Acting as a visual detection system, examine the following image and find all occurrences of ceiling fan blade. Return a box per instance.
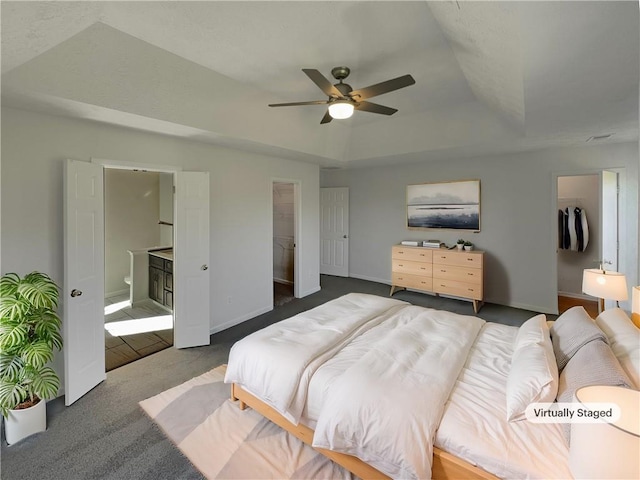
[349,74,415,100]
[320,110,333,124]
[269,100,330,107]
[303,69,344,98]
[355,101,398,115]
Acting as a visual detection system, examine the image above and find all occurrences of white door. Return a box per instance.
[174,172,210,348]
[320,187,349,277]
[601,170,619,309]
[64,160,106,405]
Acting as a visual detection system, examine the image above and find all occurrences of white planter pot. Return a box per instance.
[4,399,46,445]
[464,245,473,251]
[456,244,464,250]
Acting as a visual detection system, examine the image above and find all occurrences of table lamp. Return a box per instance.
[569,385,639,479]
[582,269,628,314]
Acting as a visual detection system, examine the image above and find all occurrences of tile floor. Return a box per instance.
[104,293,174,371]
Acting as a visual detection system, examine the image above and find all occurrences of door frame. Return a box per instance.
[271,178,300,298]
[551,167,629,313]
[92,157,181,337]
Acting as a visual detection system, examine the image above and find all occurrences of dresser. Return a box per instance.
[390,245,484,313]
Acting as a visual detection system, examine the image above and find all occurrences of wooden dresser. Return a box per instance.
[390,245,484,313]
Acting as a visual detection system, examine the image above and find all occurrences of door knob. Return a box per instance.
[70,289,83,298]
[201,265,208,271]
[343,235,348,238]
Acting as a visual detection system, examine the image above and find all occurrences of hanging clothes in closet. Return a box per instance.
[558,207,589,252]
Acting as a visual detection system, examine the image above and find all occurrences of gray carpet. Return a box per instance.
[1,275,547,480]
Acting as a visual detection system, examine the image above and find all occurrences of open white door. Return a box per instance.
[601,170,619,309]
[64,160,106,405]
[174,172,210,348]
[320,187,349,277]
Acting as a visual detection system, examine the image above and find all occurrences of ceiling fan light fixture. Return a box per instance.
[328,100,354,120]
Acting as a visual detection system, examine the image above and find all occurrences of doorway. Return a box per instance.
[273,182,296,307]
[103,169,174,371]
[556,172,619,315]
[64,159,210,405]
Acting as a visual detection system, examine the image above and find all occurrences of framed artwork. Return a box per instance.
[407,180,480,230]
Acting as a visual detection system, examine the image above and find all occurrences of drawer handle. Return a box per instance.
[467,258,474,261]
[440,256,446,259]
[440,284,446,287]
[440,269,446,272]
[467,273,474,276]
[468,288,475,292]
[420,267,426,270]
[420,253,425,257]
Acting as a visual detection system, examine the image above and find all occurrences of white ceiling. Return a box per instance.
[1,1,638,168]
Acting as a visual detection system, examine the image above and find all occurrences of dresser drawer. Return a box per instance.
[432,251,483,268]
[392,246,433,263]
[432,265,482,285]
[433,279,483,300]
[392,259,433,276]
[392,272,433,292]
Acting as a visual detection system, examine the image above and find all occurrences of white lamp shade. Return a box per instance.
[582,269,628,301]
[569,385,640,479]
[328,101,354,119]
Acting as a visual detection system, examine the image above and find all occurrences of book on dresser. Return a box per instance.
[390,244,484,313]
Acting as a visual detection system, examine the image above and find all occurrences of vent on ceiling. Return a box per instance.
[586,133,614,142]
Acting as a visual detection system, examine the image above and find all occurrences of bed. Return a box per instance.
[224,293,639,479]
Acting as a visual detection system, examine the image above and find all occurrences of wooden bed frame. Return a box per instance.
[231,382,498,480]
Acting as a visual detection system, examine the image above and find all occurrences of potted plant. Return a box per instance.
[463,241,474,251]
[456,239,465,250]
[0,272,62,445]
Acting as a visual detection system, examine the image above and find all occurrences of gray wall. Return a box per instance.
[321,142,638,314]
[1,107,321,387]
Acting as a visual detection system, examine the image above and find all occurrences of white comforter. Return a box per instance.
[224,293,408,424]
[225,293,485,479]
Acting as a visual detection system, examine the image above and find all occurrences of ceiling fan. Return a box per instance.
[268,66,416,124]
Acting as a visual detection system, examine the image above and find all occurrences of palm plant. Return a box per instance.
[0,272,62,417]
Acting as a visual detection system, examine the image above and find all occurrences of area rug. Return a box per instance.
[139,365,354,479]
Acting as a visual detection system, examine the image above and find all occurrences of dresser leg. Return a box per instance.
[473,300,484,314]
[390,285,397,296]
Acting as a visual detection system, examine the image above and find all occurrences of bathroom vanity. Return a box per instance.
[148,249,173,310]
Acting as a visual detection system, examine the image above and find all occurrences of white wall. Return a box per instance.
[273,182,294,284]
[158,172,174,247]
[104,169,161,296]
[321,142,638,314]
[1,107,320,387]
[557,175,600,297]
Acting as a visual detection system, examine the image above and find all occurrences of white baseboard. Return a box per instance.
[299,285,321,297]
[209,305,273,335]
[558,291,592,301]
[349,273,391,285]
[274,278,293,285]
[105,288,129,299]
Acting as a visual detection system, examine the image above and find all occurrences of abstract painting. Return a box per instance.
[407,180,480,230]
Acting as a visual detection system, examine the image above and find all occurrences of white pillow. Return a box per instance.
[513,314,548,350]
[506,326,559,422]
[595,308,640,388]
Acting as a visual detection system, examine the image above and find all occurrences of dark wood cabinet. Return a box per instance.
[149,253,173,310]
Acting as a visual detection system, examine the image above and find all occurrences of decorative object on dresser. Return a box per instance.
[456,239,465,250]
[407,180,480,231]
[390,245,484,313]
[463,241,474,251]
